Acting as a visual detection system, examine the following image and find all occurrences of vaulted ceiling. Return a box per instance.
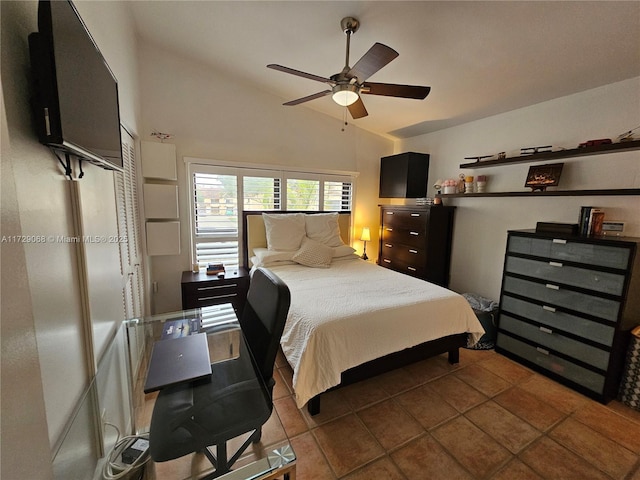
[129,1,640,139]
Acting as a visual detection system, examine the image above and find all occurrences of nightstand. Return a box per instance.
[181,267,249,314]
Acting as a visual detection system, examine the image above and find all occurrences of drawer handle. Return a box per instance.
[383,259,391,263]
[198,293,237,301]
[542,305,556,313]
[409,231,419,236]
[545,284,560,290]
[386,227,393,232]
[386,211,394,214]
[197,283,238,292]
[553,239,567,244]
[549,261,563,267]
[539,326,553,334]
[536,347,550,355]
[385,243,393,248]
[407,266,417,271]
[410,213,420,217]
[409,249,418,254]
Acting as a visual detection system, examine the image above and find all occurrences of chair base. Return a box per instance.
[199,428,262,479]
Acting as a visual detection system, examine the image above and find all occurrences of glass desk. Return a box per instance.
[124,304,296,480]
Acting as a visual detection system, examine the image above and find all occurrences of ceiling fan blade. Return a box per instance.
[267,64,332,84]
[347,97,368,119]
[283,90,332,106]
[347,43,398,82]
[362,82,431,99]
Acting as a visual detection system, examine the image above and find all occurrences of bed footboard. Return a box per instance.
[307,333,467,415]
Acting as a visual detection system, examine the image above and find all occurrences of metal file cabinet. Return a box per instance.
[496,230,640,403]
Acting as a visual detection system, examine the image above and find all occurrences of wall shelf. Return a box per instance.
[437,188,640,198]
[459,140,640,169]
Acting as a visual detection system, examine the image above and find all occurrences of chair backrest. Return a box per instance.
[239,267,291,391]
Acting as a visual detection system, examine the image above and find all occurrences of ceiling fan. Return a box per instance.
[267,17,431,119]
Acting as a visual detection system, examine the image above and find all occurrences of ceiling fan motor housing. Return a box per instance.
[340,17,360,34]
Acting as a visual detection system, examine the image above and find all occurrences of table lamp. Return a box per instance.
[360,227,371,260]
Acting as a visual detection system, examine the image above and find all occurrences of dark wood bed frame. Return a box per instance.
[241,211,467,416]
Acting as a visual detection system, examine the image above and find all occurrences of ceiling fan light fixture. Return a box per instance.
[332,84,359,106]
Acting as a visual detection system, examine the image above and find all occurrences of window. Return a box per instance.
[189,163,354,269]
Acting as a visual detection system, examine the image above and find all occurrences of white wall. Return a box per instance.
[1,1,141,478]
[398,77,640,302]
[137,41,393,313]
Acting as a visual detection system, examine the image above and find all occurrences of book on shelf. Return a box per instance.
[578,206,604,236]
[590,211,605,236]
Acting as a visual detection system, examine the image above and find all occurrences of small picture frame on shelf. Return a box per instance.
[525,163,563,192]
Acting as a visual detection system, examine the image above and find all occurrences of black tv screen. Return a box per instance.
[29,0,123,170]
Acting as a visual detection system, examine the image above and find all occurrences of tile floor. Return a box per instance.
[143,348,640,479]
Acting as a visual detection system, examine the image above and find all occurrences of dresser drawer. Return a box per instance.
[380,242,426,265]
[500,295,615,346]
[499,314,610,370]
[502,276,621,322]
[508,235,630,270]
[378,256,425,278]
[382,209,429,229]
[505,256,626,296]
[381,225,425,248]
[497,332,606,394]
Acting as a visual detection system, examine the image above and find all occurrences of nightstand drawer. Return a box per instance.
[183,282,243,306]
[502,276,621,322]
[497,332,606,395]
[380,242,426,265]
[181,269,249,311]
[505,256,625,296]
[500,295,615,346]
[499,314,610,370]
[508,235,630,270]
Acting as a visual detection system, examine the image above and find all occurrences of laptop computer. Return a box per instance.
[144,332,212,394]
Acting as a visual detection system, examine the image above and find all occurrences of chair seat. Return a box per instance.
[150,340,272,462]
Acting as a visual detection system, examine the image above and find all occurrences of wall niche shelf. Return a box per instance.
[459,140,640,169]
[437,188,640,199]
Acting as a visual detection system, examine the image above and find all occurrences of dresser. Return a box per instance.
[378,205,455,287]
[496,230,640,403]
[181,268,249,314]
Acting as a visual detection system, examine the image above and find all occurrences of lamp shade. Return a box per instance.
[332,84,359,106]
[360,227,371,242]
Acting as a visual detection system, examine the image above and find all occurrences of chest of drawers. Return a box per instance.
[378,205,455,286]
[181,268,249,314]
[496,230,640,403]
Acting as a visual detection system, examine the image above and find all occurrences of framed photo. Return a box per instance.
[525,163,564,191]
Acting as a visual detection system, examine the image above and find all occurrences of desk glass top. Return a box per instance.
[124,304,295,480]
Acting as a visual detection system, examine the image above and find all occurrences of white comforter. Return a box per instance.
[266,258,485,408]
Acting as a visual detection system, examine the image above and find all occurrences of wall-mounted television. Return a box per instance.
[29,0,123,171]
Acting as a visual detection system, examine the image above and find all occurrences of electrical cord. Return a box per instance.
[102,422,150,480]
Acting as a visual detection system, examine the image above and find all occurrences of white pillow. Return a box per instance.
[292,237,333,268]
[333,245,356,258]
[252,247,295,266]
[262,213,306,251]
[304,213,345,247]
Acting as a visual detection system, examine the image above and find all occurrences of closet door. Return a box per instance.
[115,129,145,320]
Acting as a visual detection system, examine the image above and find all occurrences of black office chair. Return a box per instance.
[148,268,291,479]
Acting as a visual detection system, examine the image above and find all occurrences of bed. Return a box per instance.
[241,211,484,415]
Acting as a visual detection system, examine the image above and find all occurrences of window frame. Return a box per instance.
[186,159,357,268]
